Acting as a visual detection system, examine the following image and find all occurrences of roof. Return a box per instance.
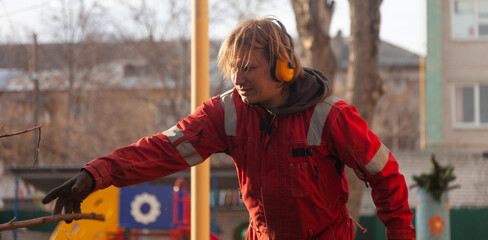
[0,68,22,89]
[0,63,167,91]
[0,38,417,92]
[4,157,238,194]
[0,41,229,92]
[337,40,420,69]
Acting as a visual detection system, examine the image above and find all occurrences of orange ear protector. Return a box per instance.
[270,20,296,82]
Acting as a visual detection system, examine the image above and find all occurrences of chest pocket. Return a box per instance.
[282,142,315,197]
[281,96,341,198]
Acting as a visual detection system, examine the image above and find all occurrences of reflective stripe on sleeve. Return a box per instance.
[162,125,203,166]
[220,89,237,136]
[307,96,341,146]
[365,142,390,175]
[175,140,203,166]
[163,125,183,143]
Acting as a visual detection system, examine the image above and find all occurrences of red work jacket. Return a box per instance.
[84,89,415,240]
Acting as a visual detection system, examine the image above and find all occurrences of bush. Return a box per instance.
[410,154,459,202]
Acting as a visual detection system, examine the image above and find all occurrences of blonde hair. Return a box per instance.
[218,17,304,82]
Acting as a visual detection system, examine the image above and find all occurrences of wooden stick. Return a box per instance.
[0,213,105,232]
[0,125,43,139]
[7,217,16,224]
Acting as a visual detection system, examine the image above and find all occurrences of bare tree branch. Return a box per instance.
[0,125,43,169]
[0,125,43,139]
[32,126,42,170]
[0,213,105,232]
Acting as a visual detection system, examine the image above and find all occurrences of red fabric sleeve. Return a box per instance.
[83,133,191,190]
[325,102,415,239]
[83,96,227,191]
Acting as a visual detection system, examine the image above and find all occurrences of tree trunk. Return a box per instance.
[345,0,384,221]
[290,0,336,80]
[346,0,384,123]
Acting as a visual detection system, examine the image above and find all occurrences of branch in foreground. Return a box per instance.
[0,125,43,139]
[0,213,105,232]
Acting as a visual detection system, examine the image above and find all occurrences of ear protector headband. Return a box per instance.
[270,20,296,82]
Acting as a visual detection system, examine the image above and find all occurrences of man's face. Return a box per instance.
[231,51,287,108]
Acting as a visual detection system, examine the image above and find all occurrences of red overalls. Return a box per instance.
[84,88,415,240]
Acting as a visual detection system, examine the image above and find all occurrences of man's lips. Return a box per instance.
[238,88,252,95]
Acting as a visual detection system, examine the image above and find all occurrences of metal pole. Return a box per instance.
[14,176,19,240]
[191,0,209,240]
[419,55,426,151]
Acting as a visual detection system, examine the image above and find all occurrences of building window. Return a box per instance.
[452,84,488,127]
[452,0,488,39]
[481,85,488,122]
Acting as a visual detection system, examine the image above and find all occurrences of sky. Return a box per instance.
[0,0,426,55]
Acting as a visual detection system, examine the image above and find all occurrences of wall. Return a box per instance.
[441,0,488,150]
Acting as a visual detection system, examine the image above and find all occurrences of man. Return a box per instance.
[43,17,415,239]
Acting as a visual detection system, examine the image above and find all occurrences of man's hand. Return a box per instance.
[42,169,95,223]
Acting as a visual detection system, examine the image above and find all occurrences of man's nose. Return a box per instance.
[233,70,245,85]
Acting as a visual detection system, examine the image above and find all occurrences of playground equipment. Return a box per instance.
[49,186,119,240]
[49,178,220,240]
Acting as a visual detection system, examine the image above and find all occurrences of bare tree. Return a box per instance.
[43,0,108,161]
[290,0,336,80]
[109,0,192,125]
[345,0,384,123]
[112,0,276,122]
[0,0,278,166]
[344,0,384,221]
[290,0,384,222]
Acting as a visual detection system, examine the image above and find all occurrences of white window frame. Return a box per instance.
[451,0,488,40]
[451,84,488,128]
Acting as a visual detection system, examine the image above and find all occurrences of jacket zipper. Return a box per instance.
[354,161,370,188]
[265,114,276,154]
[348,147,370,188]
[313,163,331,207]
[255,107,276,154]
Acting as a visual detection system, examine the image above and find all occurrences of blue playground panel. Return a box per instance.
[119,185,174,229]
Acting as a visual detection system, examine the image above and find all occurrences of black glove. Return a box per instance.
[42,169,95,223]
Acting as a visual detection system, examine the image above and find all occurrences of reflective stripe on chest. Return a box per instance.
[220,89,237,136]
[219,92,390,175]
[306,96,341,146]
[219,92,341,146]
